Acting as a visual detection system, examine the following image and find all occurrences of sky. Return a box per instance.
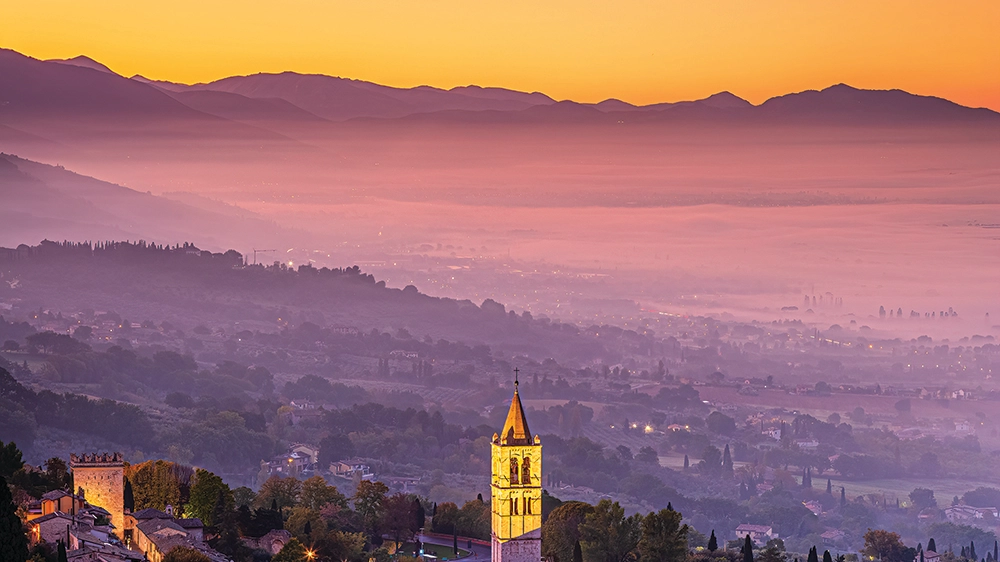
[3,1,999,109]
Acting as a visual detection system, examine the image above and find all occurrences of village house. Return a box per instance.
[944,504,998,522]
[330,458,374,480]
[735,523,776,544]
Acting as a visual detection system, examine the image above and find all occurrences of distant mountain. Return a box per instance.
[756,84,999,123]
[162,89,327,123]
[0,153,291,249]
[47,55,115,74]
[166,71,555,121]
[0,49,205,120]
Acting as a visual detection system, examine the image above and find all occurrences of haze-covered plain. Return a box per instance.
[2,48,999,339]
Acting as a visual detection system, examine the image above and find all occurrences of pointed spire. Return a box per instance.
[501,369,533,445]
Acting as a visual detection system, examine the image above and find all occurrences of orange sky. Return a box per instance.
[4,0,999,109]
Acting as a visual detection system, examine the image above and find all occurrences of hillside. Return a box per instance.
[0,153,291,249]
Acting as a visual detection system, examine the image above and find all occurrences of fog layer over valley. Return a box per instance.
[2,47,999,336]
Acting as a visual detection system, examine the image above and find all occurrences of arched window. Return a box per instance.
[510,458,519,484]
[521,457,531,484]
[513,496,519,515]
[509,498,514,515]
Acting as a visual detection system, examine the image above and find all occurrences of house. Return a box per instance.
[803,501,823,516]
[764,427,782,440]
[330,459,374,480]
[944,504,998,522]
[954,421,972,433]
[66,543,145,562]
[735,524,776,544]
[262,451,312,478]
[30,512,75,545]
[27,490,87,521]
[794,439,819,450]
[821,529,845,546]
[123,507,205,557]
[131,516,224,562]
[289,443,320,466]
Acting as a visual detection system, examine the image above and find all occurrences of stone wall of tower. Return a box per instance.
[492,528,541,562]
[70,453,125,534]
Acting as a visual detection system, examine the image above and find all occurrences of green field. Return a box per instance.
[824,477,1000,503]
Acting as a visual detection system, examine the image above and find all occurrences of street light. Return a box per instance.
[305,548,317,560]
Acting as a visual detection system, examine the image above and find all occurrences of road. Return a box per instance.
[416,533,491,560]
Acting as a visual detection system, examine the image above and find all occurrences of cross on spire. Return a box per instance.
[514,367,520,388]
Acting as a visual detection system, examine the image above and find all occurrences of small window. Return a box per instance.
[510,458,519,484]
[521,457,531,484]
[513,497,519,515]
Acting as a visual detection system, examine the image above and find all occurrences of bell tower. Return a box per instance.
[491,370,542,562]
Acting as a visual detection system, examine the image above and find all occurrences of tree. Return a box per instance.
[864,529,911,562]
[0,442,23,479]
[382,493,419,550]
[635,447,659,464]
[57,540,68,562]
[575,541,584,562]
[707,412,736,435]
[300,475,348,511]
[123,479,135,513]
[808,546,819,562]
[827,479,832,495]
[318,434,356,469]
[163,546,211,562]
[824,550,834,562]
[579,499,642,562]
[743,535,754,562]
[254,476,302,511]
[272,538,308,562]
[637,508,688,562]
[722,445,734,479]
[708,530,718,552]
[354,480,389,541]
[928,539,938,553]
[543,502,595,562]
[910,488,937,510]
[0,476,29,562]
[126,460,182,511]
[188,469,231,527]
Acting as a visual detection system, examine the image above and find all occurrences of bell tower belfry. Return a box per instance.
[491,370,542,562]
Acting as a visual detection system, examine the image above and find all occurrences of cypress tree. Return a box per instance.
[972,542,977,560]
[929,539,937,553]
[684,455,690,470]
[993,540,997,562]
[0,476,29,562]
[840,487,846,507]
[962,547,968,558]
[453,528,458,556]
[826,479,832,494]
[808,545,819,562]
[743,535,754,562]
[123,479,135,513]
[708,530,718,552]
[573,540,583,562]
[723,445,734,478]
[921,551,925,562]
[824,550,833,562]
[57,541,68,562]
[667,502,673,511]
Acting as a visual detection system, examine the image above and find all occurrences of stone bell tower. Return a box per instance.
[491,371,542,562]
[71,452,125,534]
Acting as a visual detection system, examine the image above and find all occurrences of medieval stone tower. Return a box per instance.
[71,452,125,533]
[491,375,542,562]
